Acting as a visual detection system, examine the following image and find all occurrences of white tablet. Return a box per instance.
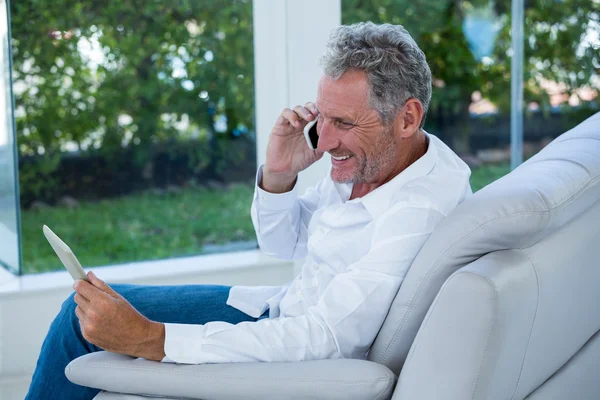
[43,225,89,281]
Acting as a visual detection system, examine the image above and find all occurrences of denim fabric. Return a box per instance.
[26,284,267,400]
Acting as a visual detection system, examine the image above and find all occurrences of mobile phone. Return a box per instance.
[303,118,319,150]
[43,225,89,281]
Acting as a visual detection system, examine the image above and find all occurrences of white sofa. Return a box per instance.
[66,112,600,399]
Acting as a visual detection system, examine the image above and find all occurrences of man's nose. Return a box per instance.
[316,120,340,152]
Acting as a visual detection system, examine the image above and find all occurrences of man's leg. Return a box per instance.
[26,284,260,400]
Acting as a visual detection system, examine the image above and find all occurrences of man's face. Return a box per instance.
[315,70,399,184]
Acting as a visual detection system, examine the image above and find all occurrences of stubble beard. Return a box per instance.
[331,126,398,184]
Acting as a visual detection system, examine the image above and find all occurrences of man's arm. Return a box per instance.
[162,200,446,364]
[250,165,324,260]
[73,199,444,363]
[250,102,325,260]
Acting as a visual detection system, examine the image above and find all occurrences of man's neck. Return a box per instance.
[349,131,428,200]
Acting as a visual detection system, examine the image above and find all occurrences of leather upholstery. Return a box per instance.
[393,199,600,399]
[524,329,600,400]
[66,351,396,400]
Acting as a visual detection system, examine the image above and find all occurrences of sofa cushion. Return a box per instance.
[67,351,397,400]
[368,112,600,374]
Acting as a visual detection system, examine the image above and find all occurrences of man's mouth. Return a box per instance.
[331,154,351,161]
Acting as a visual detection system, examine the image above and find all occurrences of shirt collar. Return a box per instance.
[334,131,437,219]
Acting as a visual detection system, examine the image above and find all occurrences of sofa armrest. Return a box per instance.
[66,351,396,400]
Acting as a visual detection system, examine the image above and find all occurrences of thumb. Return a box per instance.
[88,271,118,298]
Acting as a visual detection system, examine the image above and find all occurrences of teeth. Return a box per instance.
[331,155,350,161]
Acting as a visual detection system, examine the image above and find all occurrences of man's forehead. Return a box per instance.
[316,72,371,118]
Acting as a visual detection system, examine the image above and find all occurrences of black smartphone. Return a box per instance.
[303,118,319,150]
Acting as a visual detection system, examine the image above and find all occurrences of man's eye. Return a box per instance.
[337,121,354,129]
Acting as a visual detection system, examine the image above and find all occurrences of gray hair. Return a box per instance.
[320,22,432,128]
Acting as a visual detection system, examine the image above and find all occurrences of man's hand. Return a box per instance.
[73,271,166,361]
[262,102,324,193]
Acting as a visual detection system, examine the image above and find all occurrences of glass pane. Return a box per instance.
[11,1,257,274]
[0,0,20,274]
[342,0,512,191]
[522,0,599,150]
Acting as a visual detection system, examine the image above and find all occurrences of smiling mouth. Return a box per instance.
[330,154,351,161]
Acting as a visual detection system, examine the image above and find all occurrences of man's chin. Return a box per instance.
[330,170,355,184]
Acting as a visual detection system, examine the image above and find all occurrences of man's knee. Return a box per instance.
[60,291,78,320]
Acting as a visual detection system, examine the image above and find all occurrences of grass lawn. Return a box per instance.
[19,163,510,274]
[470,163,511,192]
[21,184,257,274]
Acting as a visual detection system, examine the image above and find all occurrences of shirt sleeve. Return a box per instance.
[250,165,324,260]
[162,200,446,364]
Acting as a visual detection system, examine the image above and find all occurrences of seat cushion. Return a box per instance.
[67,351,396,400]
[368,112,600,374]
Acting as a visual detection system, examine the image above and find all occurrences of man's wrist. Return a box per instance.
[137,321,166,361]
[261,168,297,194]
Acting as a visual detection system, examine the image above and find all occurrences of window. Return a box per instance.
[342,0,598,191]
[11,0,257,274]
[1,0,597,275]
[522,0,599,158]
[0,0,20,274]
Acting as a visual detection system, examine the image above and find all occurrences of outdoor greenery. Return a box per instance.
[21,183,256,273]
[343,0,600,151]
[11,0,256,201]
[10,0,599,160]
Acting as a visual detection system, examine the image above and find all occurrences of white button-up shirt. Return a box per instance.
[163,133,471,364]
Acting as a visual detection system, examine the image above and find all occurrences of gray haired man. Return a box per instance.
[27,22,471,399]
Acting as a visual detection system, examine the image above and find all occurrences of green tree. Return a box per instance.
[10,0,599,163]
[342,0,599,152]
[11,0,254,161]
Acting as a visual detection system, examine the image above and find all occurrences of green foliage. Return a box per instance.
[11,0,598,162]
[18,153,61,200]
[21,183,257,273]
[342,0,599,150]
[11,0,255,165]
[470,162,511,191]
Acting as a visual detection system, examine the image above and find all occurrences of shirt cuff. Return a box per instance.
[161,323,204,364]
[254,165,299,211]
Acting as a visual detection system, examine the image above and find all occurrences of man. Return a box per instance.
[26,22,471,399]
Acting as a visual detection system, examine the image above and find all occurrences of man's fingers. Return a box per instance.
[278,106,316,130]
[279,108,303,128]
[88,271,119,298]
[304,102,319,115]
[75,305,86,320]
[74,292,90,311]
[73,276,111,302]
[293,105,315,121]
[73,279,98,301]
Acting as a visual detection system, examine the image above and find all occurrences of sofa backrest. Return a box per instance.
[367,112,600,375]
[393,196,600,399]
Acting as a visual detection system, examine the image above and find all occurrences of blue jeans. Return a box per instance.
[26,284,268,400]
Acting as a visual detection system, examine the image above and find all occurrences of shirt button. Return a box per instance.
[312,262,319,270]
[298,288,304,297]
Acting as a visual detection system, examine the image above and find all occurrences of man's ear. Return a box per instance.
[393,98,424,139]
